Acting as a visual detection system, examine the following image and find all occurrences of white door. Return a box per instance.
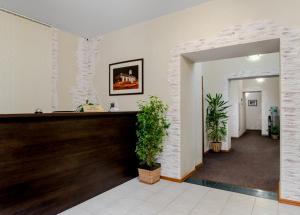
[245,92,262,130]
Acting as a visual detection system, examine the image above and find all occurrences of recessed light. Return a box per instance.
[256,78,265,83]
[247,54,262,61]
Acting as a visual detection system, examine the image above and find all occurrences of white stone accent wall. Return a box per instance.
[167,20,300,201]
[71,37,102,109]
[51,28,59,111]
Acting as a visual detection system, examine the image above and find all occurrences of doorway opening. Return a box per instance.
[181,40,281,199]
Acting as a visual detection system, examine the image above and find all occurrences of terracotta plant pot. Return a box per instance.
[210,142,222,152]
[271,134,279,140]
[138,164,161,184]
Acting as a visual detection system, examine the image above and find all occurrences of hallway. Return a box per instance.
[188,130,279,192]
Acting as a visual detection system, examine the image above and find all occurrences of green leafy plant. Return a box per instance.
[206,93,230,143]
[76,100,94,112]
[136,96,170,169]
[271,125,280,135]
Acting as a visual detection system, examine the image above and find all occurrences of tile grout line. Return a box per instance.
[217,192,233,215]
[250,198,256,215]
[152,184,193,215]
[187,187,211,215]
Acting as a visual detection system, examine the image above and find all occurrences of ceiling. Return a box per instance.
[0,0,210,38]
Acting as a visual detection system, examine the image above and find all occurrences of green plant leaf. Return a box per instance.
[206,93,230,142]
[136,96,170,168]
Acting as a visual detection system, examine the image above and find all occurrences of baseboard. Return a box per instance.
[278,182,300,207]
[195,162,203,169]
[161,162,203,183]
[221,148,232,153]
[279,198,300,207]
[205,149,232,153]
[160,176,181,183]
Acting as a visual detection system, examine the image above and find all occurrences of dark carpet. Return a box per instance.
[189,130,280,192]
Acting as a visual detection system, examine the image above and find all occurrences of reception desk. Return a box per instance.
[0,112,138,215]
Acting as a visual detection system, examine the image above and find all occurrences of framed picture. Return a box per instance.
[109,59,144,96]
[248,100,257,106]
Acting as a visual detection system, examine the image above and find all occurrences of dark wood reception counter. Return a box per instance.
[0,112,138,215]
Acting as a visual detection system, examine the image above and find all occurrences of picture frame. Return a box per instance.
[248,100,258,106]
[109,59,144,96]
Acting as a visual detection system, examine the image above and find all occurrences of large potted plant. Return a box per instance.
[271,125,280,140]
[136,96,170,184]
[206,93,229,152]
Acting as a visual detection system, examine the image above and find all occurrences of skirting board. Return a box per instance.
[161,162,203,183]
[279,198,300,207]
[204,149,232,153]
[278,182,300,207]
[221,148,232,153]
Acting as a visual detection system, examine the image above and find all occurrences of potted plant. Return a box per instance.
[206,93,229,152]
[136,96,170,184]
[76,100,94,112]
[271,125,280,140]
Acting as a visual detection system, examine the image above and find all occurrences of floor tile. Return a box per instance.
[190,202,224,215]
[58,206,92,215]
[252,198,278,215]
[59,178,299,215]
[127,200,167,215]
[278,203,300,215]
[226,192,255,210]
[79,191,122,213]
[221,194,255,215]
[96,197,144,215]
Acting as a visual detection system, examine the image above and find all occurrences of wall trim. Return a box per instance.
[279,198,300,207]
[161,162,203,183]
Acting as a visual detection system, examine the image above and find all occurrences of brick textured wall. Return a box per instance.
[166,20,300,201]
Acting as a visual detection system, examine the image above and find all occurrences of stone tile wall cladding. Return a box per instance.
[51,28,59,111]
[166,20,300,202]
[70,37,102,109]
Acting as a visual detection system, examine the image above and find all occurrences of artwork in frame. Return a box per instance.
[109,59,144,96]
[248,100,258,106]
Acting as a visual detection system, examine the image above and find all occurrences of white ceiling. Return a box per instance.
[0,0,210,38]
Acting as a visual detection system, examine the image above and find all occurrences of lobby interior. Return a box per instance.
[0,0,300,215]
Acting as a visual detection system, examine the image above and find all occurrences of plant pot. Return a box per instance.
[210,142,222,152]
[271,134,279,140]
[138,164,161,184]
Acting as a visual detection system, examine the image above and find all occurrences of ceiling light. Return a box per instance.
[247,54,262,61]
[256,78,265,83]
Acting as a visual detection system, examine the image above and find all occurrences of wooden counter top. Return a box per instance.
[0,111,138,119]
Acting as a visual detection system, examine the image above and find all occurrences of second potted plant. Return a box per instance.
[136,96,170,184]
[206,93,229,152]
[271,125,280,140]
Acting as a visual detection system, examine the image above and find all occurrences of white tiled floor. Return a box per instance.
[59,178,300,215]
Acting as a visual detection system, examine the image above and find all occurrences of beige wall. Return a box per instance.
[0,10,52,113]
[0,10,79,113]
[95,0,300,110]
